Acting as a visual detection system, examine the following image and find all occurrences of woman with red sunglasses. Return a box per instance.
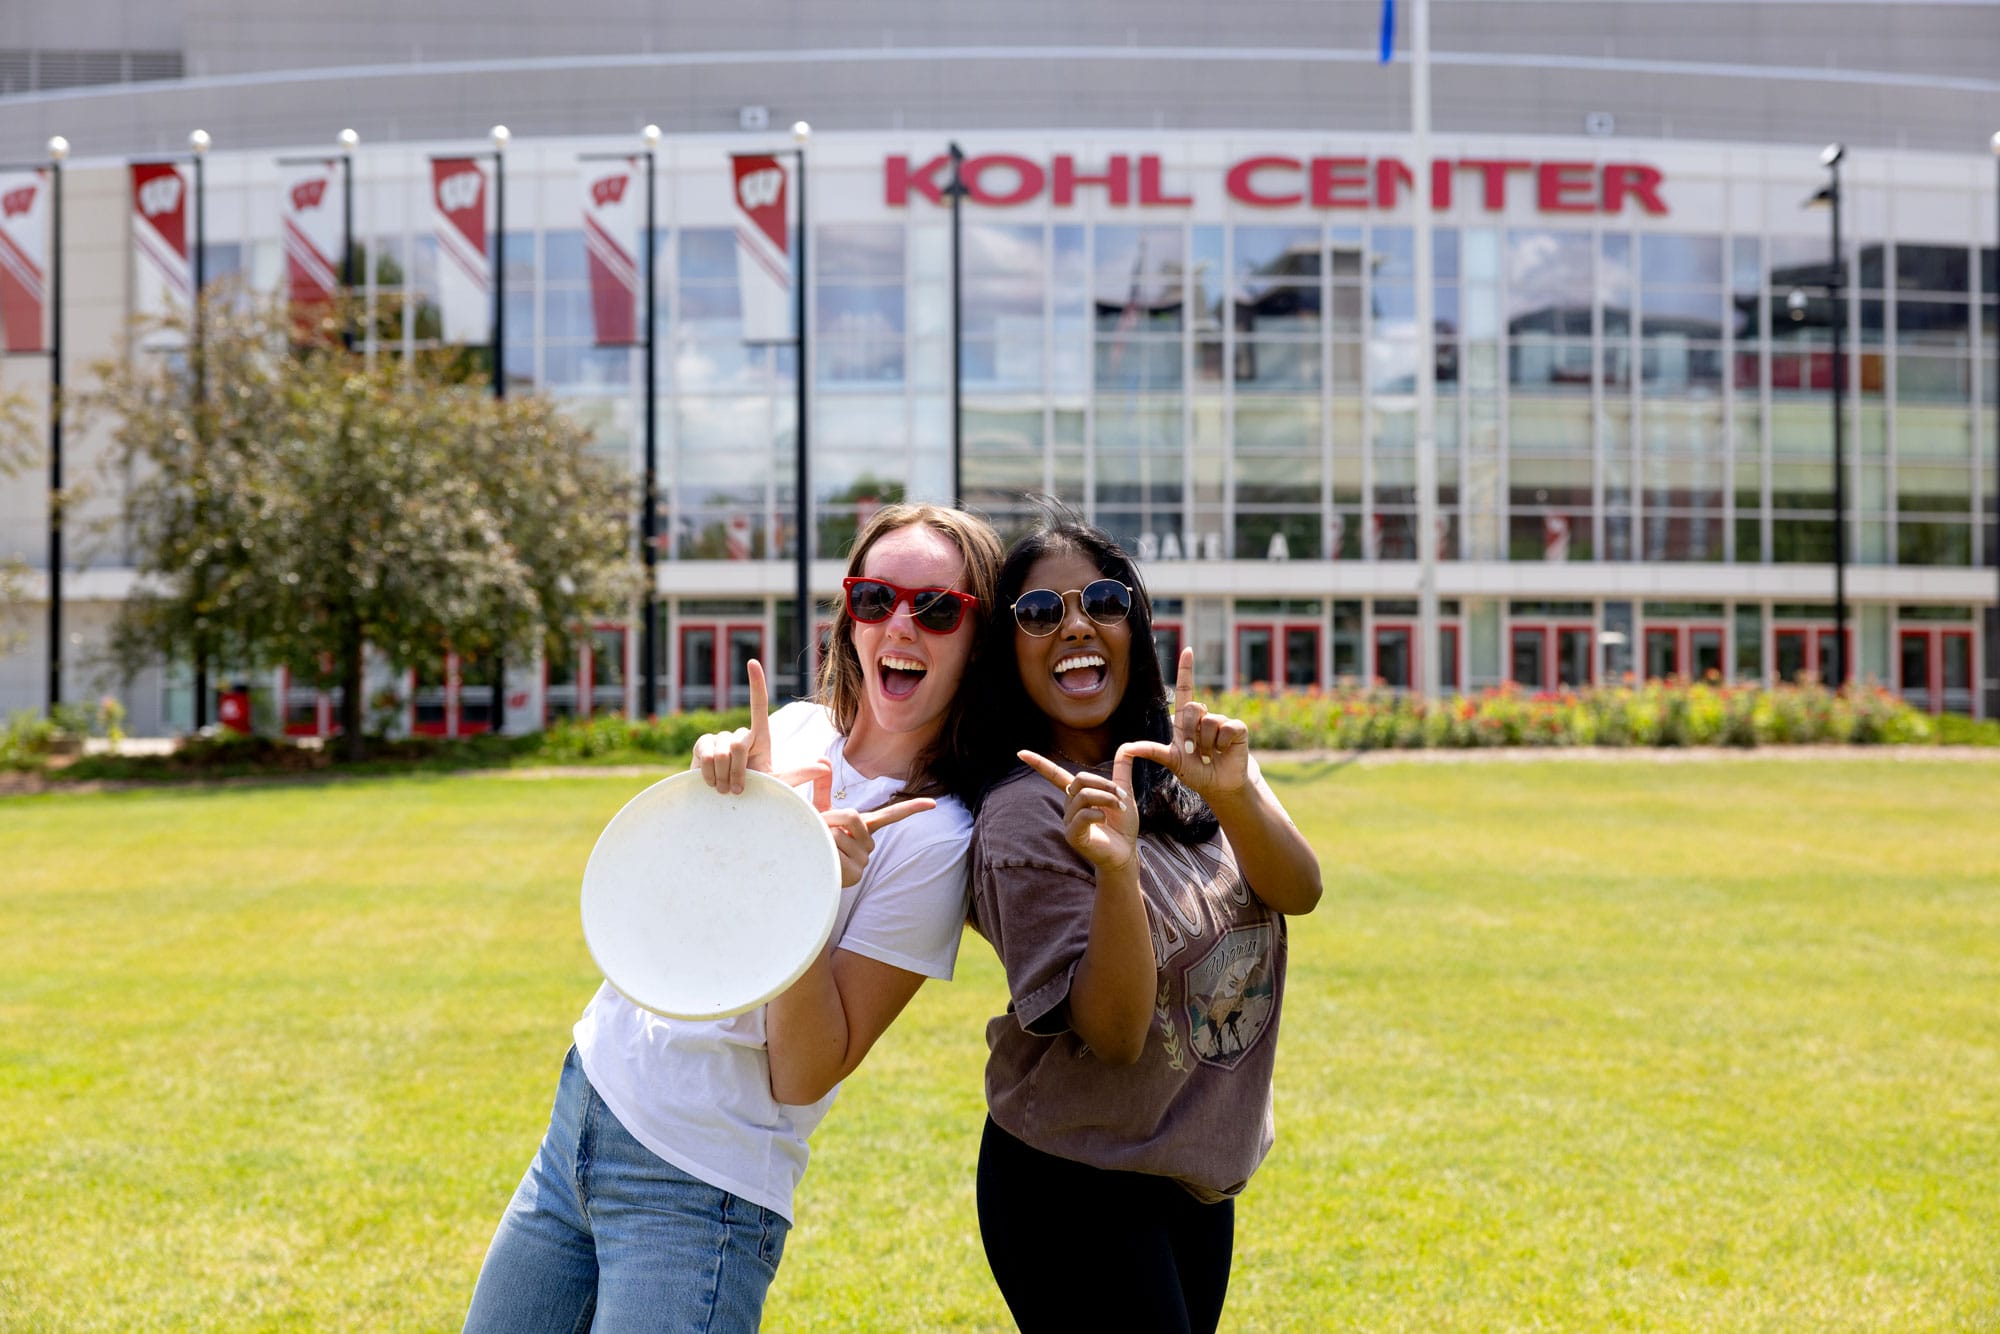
[466,503,1002,1334]
[956,509,1322,1333]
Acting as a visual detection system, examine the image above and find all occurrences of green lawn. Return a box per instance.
[2,759,1996,1331]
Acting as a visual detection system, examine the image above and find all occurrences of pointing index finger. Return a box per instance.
[1174,646,1195,713]
[861,797,935,834]
[747,659,769,745]
[1017,749,1075,791]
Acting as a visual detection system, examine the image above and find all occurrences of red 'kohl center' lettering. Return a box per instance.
[888,154,1668,215]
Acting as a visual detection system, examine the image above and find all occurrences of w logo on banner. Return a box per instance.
[138,172,183,219]
[731,154,791,344]
[737,168,782,212]
[2,185,35,219]
[580,162,639,346]
[291,178,328,213]
[438,170,483,215]
[591,174,628,209]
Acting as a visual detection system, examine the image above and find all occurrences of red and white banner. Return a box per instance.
[0,170,47,354]
[581,161,639,346]
[131,162,192,338]
[732,154,791,343]
[1543,513,1572,562]
[430,157,489,344]
[281,159,343,313]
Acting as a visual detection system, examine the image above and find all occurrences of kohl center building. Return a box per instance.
[1,1,1996,734]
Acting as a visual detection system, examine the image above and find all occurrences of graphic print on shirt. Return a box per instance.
[1156,978,1189,1071]
[1181,922,1276,1069]
[1136,835,1242,970]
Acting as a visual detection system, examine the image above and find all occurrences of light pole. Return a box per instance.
[45,135,66,716]
[947,142,965,506]
[189,127,212,728]
[338,128,358,347]
[1989,131,1999,719]
[642,123,660,717]
[1809,143,1848,689]
[487,125,510,733]
[489,125,509,401]
[791,120,812,698]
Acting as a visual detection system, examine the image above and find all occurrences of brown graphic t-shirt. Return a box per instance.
[969,766,1288,1201]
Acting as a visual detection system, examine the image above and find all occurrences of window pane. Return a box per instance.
[817,224,904,279]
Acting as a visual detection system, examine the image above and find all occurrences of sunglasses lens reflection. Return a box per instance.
[1012,590,1066,636]
[1081,580,1132,624]
[846,581,897,622]
[909,591,965,633]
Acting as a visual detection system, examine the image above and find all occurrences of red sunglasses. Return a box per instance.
[842,577,979,634]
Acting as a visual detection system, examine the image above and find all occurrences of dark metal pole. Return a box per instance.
[949,142,964,507]
[1828,148,1848,689]
[192,137,210,728]
[793,130,811,701]
[489,128,509,734]
[340,129,356,349]
[491,137,506,401]
[1991,133,2000,720]
[642,132,659,717]
[46,142,65,716]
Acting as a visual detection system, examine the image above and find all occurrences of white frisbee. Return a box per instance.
[580,768,841,1021]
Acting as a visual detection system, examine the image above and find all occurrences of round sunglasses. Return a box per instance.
[842,576,980,634]
[1011,579,1134,637]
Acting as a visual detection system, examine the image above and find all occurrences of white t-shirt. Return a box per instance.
[574,702,971,1221]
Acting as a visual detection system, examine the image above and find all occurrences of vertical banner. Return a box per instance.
[0,170,47,353]
[732,154,791,343]
[581,160,639,345]
[1544,514,1572,562]
[430,157,490,344]
[281,159,343,313]
[131,162,192,339]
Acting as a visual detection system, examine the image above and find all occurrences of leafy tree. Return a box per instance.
[0,383,41,660]
[90,292,637,758]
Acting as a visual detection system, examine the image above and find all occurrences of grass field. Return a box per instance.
[2,757,1997,1331]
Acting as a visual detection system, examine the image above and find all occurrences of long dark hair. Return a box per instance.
[960,505,1218,846]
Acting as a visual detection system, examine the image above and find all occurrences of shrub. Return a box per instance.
[1212,679,1947,752]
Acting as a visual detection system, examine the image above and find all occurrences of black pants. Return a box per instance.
[977,1116,1234,1334]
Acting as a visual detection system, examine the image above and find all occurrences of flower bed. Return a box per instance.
[1216,679,1996,751]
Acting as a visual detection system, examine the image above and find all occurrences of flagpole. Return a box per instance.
[1410,0,1442,702]
[46,137,67,716]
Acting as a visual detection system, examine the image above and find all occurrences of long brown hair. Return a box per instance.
[815,503,1004,797]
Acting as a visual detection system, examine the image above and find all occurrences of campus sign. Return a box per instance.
[886,152,1668,215]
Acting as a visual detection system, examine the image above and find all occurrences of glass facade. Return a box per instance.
[152,136,2000,717]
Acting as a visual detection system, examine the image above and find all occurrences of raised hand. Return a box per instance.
[691,658,778,794]
[1122,646,1252,801]
[815,796,936,888]
[1018,746,1144,874]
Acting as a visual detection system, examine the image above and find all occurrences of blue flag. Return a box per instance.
[1379,0,1395,63]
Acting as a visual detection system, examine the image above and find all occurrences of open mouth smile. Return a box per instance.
[879,655,929,699]
[1051,652,1108,696]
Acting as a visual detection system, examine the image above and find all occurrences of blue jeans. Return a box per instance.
[463,1047,790,1334]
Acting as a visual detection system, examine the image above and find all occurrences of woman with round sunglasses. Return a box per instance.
[465,502,1002,1334]
[957,511,1322,1334]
